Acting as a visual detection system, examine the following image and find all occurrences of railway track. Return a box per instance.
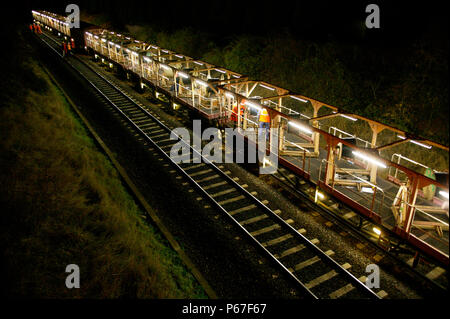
[37,31,382,299]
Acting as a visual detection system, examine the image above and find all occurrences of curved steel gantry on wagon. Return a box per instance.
[32,10,450,266]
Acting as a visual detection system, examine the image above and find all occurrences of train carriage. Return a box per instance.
[31,8,450,267]
[32,9,96,53]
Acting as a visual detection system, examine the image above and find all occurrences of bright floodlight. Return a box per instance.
[244,101,262,111]
[340,114,357,121]
[160,64,170,70]
[196,80,208,87]
[290,96,308,103]
[315,189,324,203]
[439,191,449,200]
[373,227,381,235]
[178,72,189,79]
[225,92,235,99]
[397,135,432,149]
[259,83,275,91]
[288,121,313,134]
[352,151,387,168]
[410,140,432,149]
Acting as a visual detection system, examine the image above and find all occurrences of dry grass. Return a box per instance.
[0,31,206,299]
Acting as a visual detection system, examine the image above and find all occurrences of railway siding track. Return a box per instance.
[38,31,382,299]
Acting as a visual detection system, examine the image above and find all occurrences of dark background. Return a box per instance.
[6,0,449,48]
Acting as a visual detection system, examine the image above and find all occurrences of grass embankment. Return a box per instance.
[0,29,206,298]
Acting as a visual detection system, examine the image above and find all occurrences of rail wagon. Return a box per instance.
[31,9,450,267]
[32,10,96,53]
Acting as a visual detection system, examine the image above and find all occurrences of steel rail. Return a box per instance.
[273,166,448,293]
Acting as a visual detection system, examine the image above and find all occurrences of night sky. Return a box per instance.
[7,0,449,49]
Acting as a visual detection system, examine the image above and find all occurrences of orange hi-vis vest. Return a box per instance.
[259,108,270,123]
[231,103,245,122]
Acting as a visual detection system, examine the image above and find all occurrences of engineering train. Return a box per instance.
[31,9,449,266]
